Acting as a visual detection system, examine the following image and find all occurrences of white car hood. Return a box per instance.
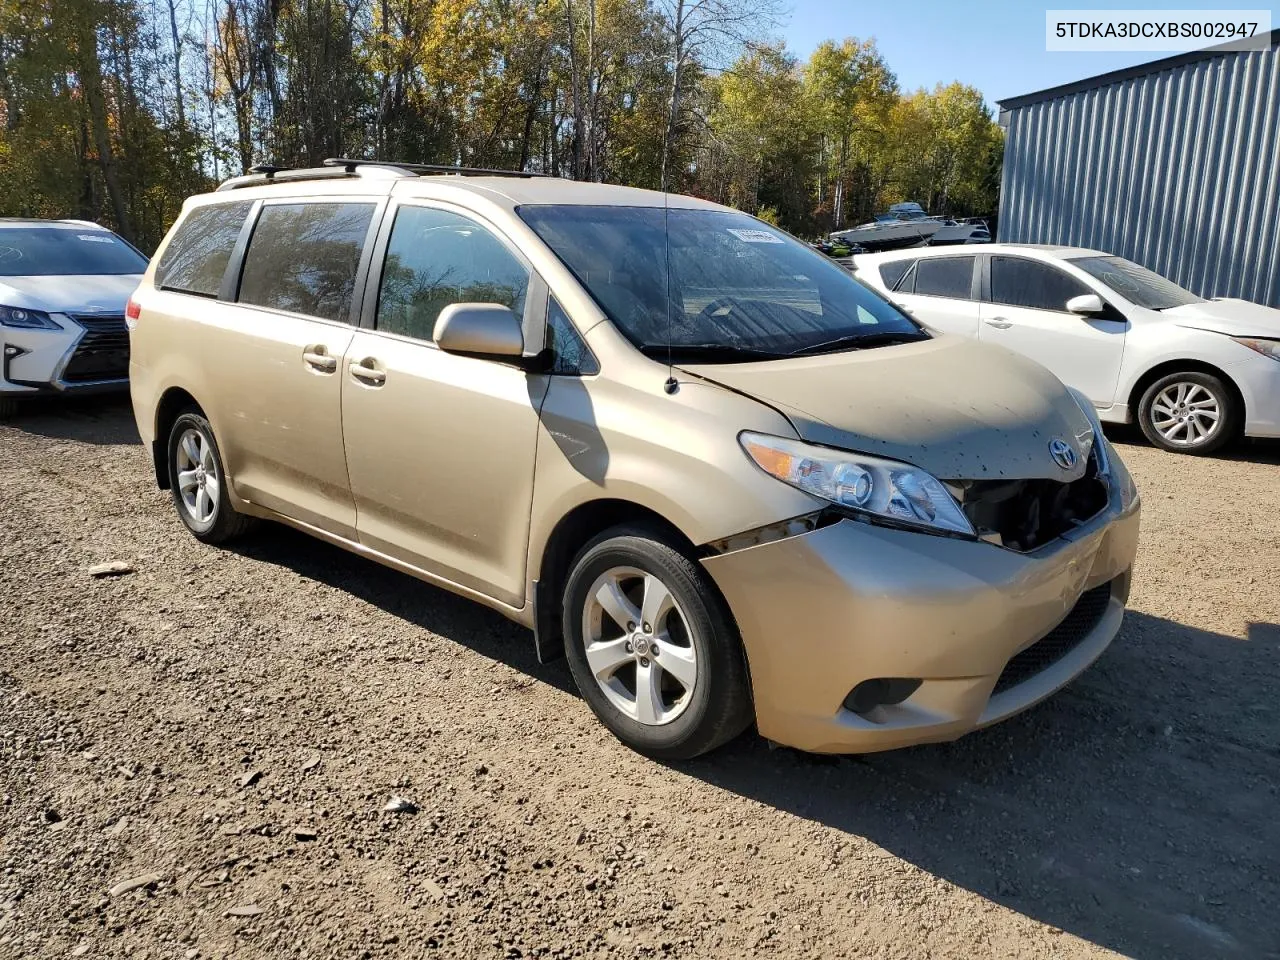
[0,274,142,314]
[1163,298,1280,338]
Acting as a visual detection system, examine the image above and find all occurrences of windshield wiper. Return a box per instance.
[787,330,931,356]
[639,343,788,362]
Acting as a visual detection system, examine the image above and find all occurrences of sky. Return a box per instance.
[779,0,1279,111]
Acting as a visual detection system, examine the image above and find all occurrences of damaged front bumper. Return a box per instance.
[701,472,1141,754]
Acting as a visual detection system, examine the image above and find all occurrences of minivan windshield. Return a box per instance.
[1071,255,1204,311]
[0,228,148,277]
[519,205,926,362]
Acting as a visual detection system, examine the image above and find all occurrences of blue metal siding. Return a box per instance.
[999,39,1280,307]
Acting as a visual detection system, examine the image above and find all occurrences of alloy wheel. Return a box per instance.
[581,566,698,726]
[1150,381,1221,447]
[175,427,220,525]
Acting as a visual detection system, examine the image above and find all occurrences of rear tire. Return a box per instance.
[166,410,254,544]
[1138,371,1238,455]
[562,523,753,760]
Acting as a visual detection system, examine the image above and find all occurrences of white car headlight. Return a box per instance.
[1232,336,1280,362]
[739,432,975,537]
[0,305,61,330]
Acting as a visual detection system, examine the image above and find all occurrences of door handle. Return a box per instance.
[302,346,338,372]
[349,360,386,386]
[984,317,1013,329]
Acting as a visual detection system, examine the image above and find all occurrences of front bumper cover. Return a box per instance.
[2,319,129,395]
[702,483,1141,754]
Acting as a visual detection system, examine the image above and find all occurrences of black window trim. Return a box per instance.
[895,259,918,294]
[979,253,1127,321]
[358,197,548,358]
[897,253,981,301]
[223,195,390,328]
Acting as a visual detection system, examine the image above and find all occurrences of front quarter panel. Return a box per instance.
[526,354,819,585]
[1117,320,1260,421]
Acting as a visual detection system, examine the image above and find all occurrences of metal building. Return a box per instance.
[997,29,1280,308]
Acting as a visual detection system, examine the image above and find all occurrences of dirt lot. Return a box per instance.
[1,397,1277,960]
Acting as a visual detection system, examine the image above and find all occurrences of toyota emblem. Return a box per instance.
[1049,439,1078,470]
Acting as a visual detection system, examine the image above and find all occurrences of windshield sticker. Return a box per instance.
[77,234,115,243]
[728,228,783,244]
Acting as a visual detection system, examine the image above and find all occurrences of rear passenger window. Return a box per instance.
[237,203,376,322]
[155,201,252,297]
[990,257,1091,311]
[376,206,529,342]
[878,259,914,291]
[913,256,975,299]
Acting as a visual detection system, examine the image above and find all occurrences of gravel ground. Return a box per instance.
[1,397,1277,960]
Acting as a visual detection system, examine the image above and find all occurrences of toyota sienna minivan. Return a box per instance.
[129,160,1141,759]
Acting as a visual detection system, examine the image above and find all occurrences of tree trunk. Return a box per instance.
[565,0,586,179]
[517,48,547,171]
[166,0,186,128]
[76,23,132,240]
[659,0,686,191]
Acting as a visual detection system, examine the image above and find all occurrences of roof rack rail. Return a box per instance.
[216,163,414,192]
[247,163,287,178]
[322,157,548,179]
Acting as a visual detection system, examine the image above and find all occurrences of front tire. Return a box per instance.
[562,524,753,760]
[1138,371,1238,455]
[166,410,254,543]
[0,396,19,420]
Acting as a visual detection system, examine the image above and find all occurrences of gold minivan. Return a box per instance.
[129,160,1141,759]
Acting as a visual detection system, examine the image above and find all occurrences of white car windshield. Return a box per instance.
[0,228,148,277]
[519,205,926,363]
[1072,255,1204,311]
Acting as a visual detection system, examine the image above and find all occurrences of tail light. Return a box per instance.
[124,296,141,331]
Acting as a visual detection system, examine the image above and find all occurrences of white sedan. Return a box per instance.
[853,243,1280,454]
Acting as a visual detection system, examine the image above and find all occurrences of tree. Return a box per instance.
[803,37,897,229]
[888,82,1003,216]
[700,44,811,221]
[0,0,1003,249]
[652,0,780,190]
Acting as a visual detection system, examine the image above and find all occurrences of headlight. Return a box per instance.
[1232,336,1280,362]
[739,432,975,537]
[0,305,60,330]
[1111,446,1139,510]
[1067,387,1137,508]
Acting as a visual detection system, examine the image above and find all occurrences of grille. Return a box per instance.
[950,446,1110,552]
[63,314,129,382]
[992,580,1114,696]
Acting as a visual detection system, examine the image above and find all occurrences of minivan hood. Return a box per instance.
[680,336,1094,481]
[0,274,142,314]
[1162,298,1280,338]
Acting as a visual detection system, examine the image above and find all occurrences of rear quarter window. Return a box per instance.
[878,259,914,291]
[155,201,253,297]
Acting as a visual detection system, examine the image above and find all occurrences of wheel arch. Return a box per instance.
[152,386,204,489]
[1128,358,1245,427]
[531,498,702,663]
